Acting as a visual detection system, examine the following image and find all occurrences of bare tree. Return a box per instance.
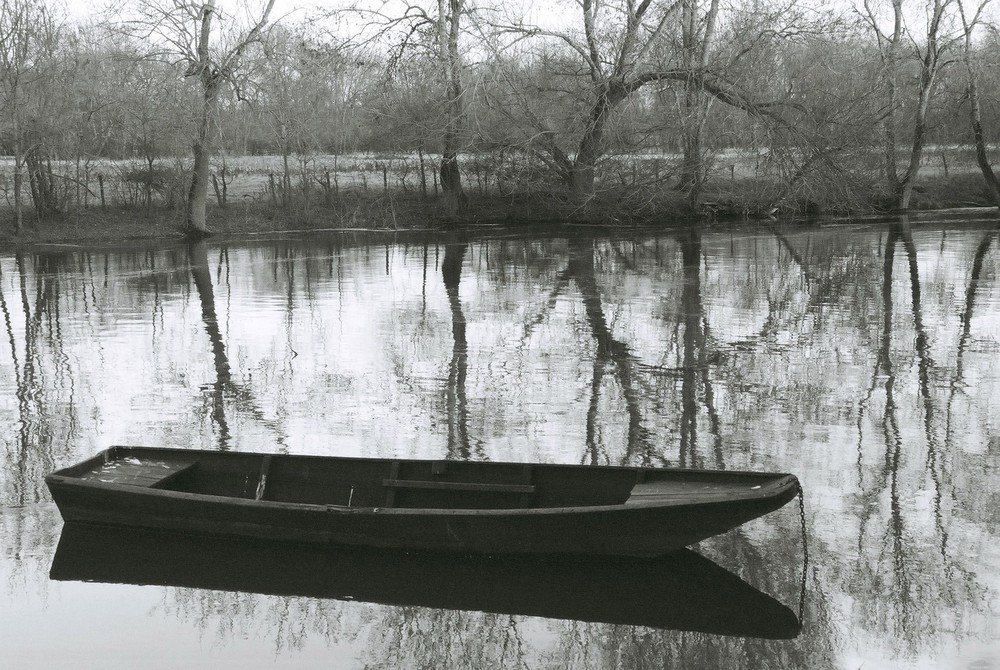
[0,0,61,232]
[125,0,278,236]
[864,0,904,191]
[343,0,470,214]
[861,0,957,209]
[489,0,815,203]
[956,0,1000,205]
[250,26,371,208]
[677,0,721,206]
[437,0,467,214]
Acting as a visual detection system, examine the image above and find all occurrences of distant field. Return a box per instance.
[0,153,442,210]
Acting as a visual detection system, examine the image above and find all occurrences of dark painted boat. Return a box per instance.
[50,522,802,638]
[45,446,800,557]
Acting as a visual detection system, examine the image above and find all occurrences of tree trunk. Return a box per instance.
[569,87,619,201]
[418,147,428,199]
[281,141,291,208]
[569,149,598,200]
[440,152,464,209]
[677,0,719,210]
[897,82,933,210]
[881,0,903,193]
[146,154,155,213]
[438,0,466,215]
[959,1,1000,206]
[185,1,217,238]
[970,86,1000,208]
[895,0,946,210]
[26,149,58,219]
[186,91,216,236]
[679,84,708,208]
[13,150,23,234]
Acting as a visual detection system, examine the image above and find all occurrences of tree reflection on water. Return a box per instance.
[1,218,1000,667]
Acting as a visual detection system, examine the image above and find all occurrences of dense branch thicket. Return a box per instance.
[4,0,1000,232]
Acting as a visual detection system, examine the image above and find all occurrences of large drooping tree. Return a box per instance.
[490,0,822,203]
[127,0,277,236]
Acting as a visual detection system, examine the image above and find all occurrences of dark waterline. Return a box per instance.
[2,218,999,668]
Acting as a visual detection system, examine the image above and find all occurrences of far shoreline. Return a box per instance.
[3,178,999,250]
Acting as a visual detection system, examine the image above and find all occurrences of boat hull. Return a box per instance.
[46,447,800,557]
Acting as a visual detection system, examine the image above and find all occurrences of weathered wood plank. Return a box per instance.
[626,479,764,505]
[382,479,536,494]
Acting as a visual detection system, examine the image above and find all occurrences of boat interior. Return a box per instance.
[63,447,787,510]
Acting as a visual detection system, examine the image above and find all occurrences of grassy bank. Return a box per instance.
[2,170,997,249]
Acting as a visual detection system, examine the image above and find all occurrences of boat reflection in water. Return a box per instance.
[50,522,801,640]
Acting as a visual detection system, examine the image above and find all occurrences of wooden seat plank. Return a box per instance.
[382,479,536,495]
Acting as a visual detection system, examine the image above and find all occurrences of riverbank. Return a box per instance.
[1,172,997,249]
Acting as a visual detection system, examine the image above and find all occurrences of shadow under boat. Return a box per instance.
[50,522,801,640]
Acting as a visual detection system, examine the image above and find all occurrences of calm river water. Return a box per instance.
[2,214,1000,668]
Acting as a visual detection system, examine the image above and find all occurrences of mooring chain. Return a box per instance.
[797,483,809,624]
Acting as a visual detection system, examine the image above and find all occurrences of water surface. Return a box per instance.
[3,215,1000,668]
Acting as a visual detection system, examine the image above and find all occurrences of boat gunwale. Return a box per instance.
[45,447,800,517]
[44,475,799,516]
[48,445,797,481]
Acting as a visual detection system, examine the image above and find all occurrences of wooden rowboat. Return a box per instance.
[45,446,800,557]
[50,522,802,638]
